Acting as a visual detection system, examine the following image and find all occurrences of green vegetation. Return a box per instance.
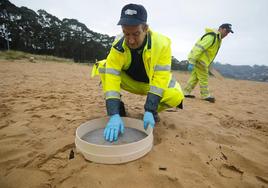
[1,0,114,62]
[0,50,74,63]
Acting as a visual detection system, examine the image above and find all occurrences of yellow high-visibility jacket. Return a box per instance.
[188,28,222,67]
[97,29,173,100]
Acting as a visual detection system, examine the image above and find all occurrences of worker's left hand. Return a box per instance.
[187,64,194,72]
[143,111,155,130]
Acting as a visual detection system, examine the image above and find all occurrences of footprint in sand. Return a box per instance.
[151,174,183,188]
[153,130,162,146]
[218,164,243,178]
[220,116,268,133]
[163,120,176,130]
[255,176,268,185]
[153,120,175,146]
[26,144,75,175]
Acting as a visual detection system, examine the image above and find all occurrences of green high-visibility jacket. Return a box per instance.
[188,28,222,67]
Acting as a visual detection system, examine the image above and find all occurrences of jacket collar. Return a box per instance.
[113,31,152,53]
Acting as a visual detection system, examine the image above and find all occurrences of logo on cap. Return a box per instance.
[117,4,147,25]
[125,9,137,15]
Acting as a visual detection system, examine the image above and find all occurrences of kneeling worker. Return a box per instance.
[92,4,184,142]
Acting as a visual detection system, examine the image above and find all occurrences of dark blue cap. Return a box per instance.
[219,23,234,33]
[117,4,147,25]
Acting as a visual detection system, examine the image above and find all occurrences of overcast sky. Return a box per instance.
[11,0,268,66]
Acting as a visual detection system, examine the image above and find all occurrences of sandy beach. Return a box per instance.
[0,59,267,188]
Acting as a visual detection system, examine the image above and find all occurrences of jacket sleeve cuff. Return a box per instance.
[188,60,195,65]
[144,93,161,113]
[106,98,120,116]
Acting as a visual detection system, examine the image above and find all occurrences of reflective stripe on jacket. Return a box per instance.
[188,28,222,67]
[97,29,173,100]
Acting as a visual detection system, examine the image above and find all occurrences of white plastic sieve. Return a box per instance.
[75,117,153,164]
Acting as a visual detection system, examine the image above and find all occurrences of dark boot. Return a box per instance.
[184,94,195,98]
[203,96,215,103]
[177,101,183,109]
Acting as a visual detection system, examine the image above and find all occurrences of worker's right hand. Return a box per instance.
[104,114,124,142]
[187,64,194,72]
